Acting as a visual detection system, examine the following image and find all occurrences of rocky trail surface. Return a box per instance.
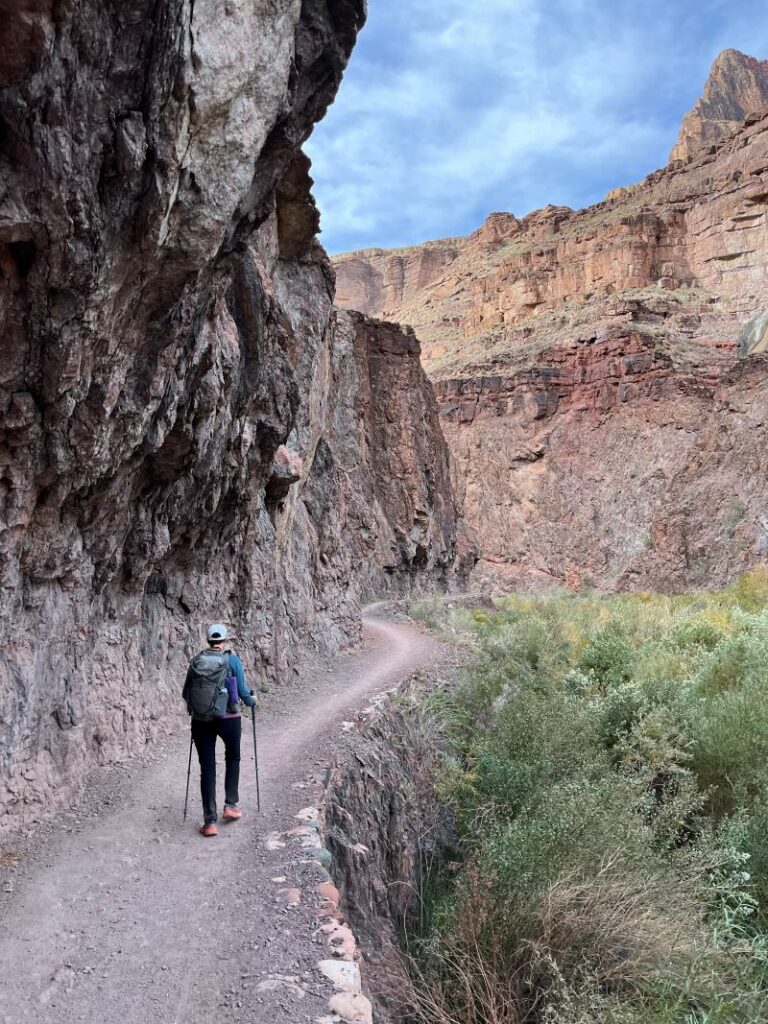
[0,611,447,1024]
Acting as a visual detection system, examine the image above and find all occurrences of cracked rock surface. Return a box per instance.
[0,2,465,828]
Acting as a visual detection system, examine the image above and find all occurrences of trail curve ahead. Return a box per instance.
[0,611,446,1024]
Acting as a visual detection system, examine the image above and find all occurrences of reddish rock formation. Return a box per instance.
[0,2,466,828]
[277,310,469,650]
[331,313,474,589]
[670,49,768,163]
[334,61,768,592]
[438,334,768,590]
[334,111,768,378]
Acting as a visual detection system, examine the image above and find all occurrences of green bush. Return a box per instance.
[693,611,768,696]
[688,680,768,816]
[408,572,768,1023]
[593,682,648,755]
[669,615,728,652]
[579,620,635,690]
[741,787,768,924]
[728,565,768,612]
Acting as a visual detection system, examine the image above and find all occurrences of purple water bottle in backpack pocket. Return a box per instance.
[225,673,239,713]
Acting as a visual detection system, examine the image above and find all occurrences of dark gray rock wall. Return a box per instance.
[0,1,465,829]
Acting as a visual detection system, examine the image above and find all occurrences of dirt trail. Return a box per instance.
[0,611,446,1024]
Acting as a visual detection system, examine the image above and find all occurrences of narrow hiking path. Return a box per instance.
[0,611,449,1024]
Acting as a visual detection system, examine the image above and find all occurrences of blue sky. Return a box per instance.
[305,0,768,254]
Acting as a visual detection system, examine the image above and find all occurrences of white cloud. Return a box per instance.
[306,0,768,252]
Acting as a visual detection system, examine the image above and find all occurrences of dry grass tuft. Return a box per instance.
[528,860,703,993]
[402,857,705,1024]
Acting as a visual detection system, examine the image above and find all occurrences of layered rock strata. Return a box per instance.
[334,73,768,591]
[439,336,768,590]
[0,2,464,828]
[334,110,768,379]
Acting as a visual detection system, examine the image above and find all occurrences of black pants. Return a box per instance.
[191,716,241,824]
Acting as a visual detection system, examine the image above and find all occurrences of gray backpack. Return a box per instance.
[184,650,230,720]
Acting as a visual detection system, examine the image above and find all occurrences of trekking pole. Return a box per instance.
[183,730,193,822]
[251,704,261,812]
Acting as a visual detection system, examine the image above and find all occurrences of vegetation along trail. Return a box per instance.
[0,610,446,1024]
[404,575,768,1024]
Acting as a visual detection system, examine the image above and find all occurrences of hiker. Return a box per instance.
[182,623,256,837]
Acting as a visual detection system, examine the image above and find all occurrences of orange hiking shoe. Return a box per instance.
[222,806,242,822]
[199,822,218,837]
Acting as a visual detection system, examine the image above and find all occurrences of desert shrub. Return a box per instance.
[529,866,705,997]
[669,615,728,652]
[693,610,768,697]
[740,788,768,925]
[618,702,693,778]
[727,565,768,612]
[593,682,648,755]
[578,620,634,690]
[407,576,768,1022]
[688,680,768,816]
[441,691,606,835]
[408,865,706,1024]
[633,640,695,691]
[477,778,658,904]
[410,596,443,630]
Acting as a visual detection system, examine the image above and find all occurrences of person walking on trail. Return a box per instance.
[182,623,256,837]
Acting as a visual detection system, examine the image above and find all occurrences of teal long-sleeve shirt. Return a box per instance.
[226,651,256,707]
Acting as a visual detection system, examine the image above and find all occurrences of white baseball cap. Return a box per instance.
[207,623,229,642]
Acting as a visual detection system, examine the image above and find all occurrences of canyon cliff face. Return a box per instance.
[438,339,768,591]
[334,59,768,591]
[334,111,768,379]
[0,2,464,829]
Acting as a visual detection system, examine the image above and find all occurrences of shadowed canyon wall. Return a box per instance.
[0,1,465,829]
[324,693,455,1022]
[335,62,768,592]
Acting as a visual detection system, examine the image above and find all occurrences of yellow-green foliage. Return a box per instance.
[725,564,768,612]
[408,570,768,1024]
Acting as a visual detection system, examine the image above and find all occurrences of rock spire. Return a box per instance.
[670,48,768,162]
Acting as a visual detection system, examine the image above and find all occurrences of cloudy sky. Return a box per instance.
[305,0,768,254]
